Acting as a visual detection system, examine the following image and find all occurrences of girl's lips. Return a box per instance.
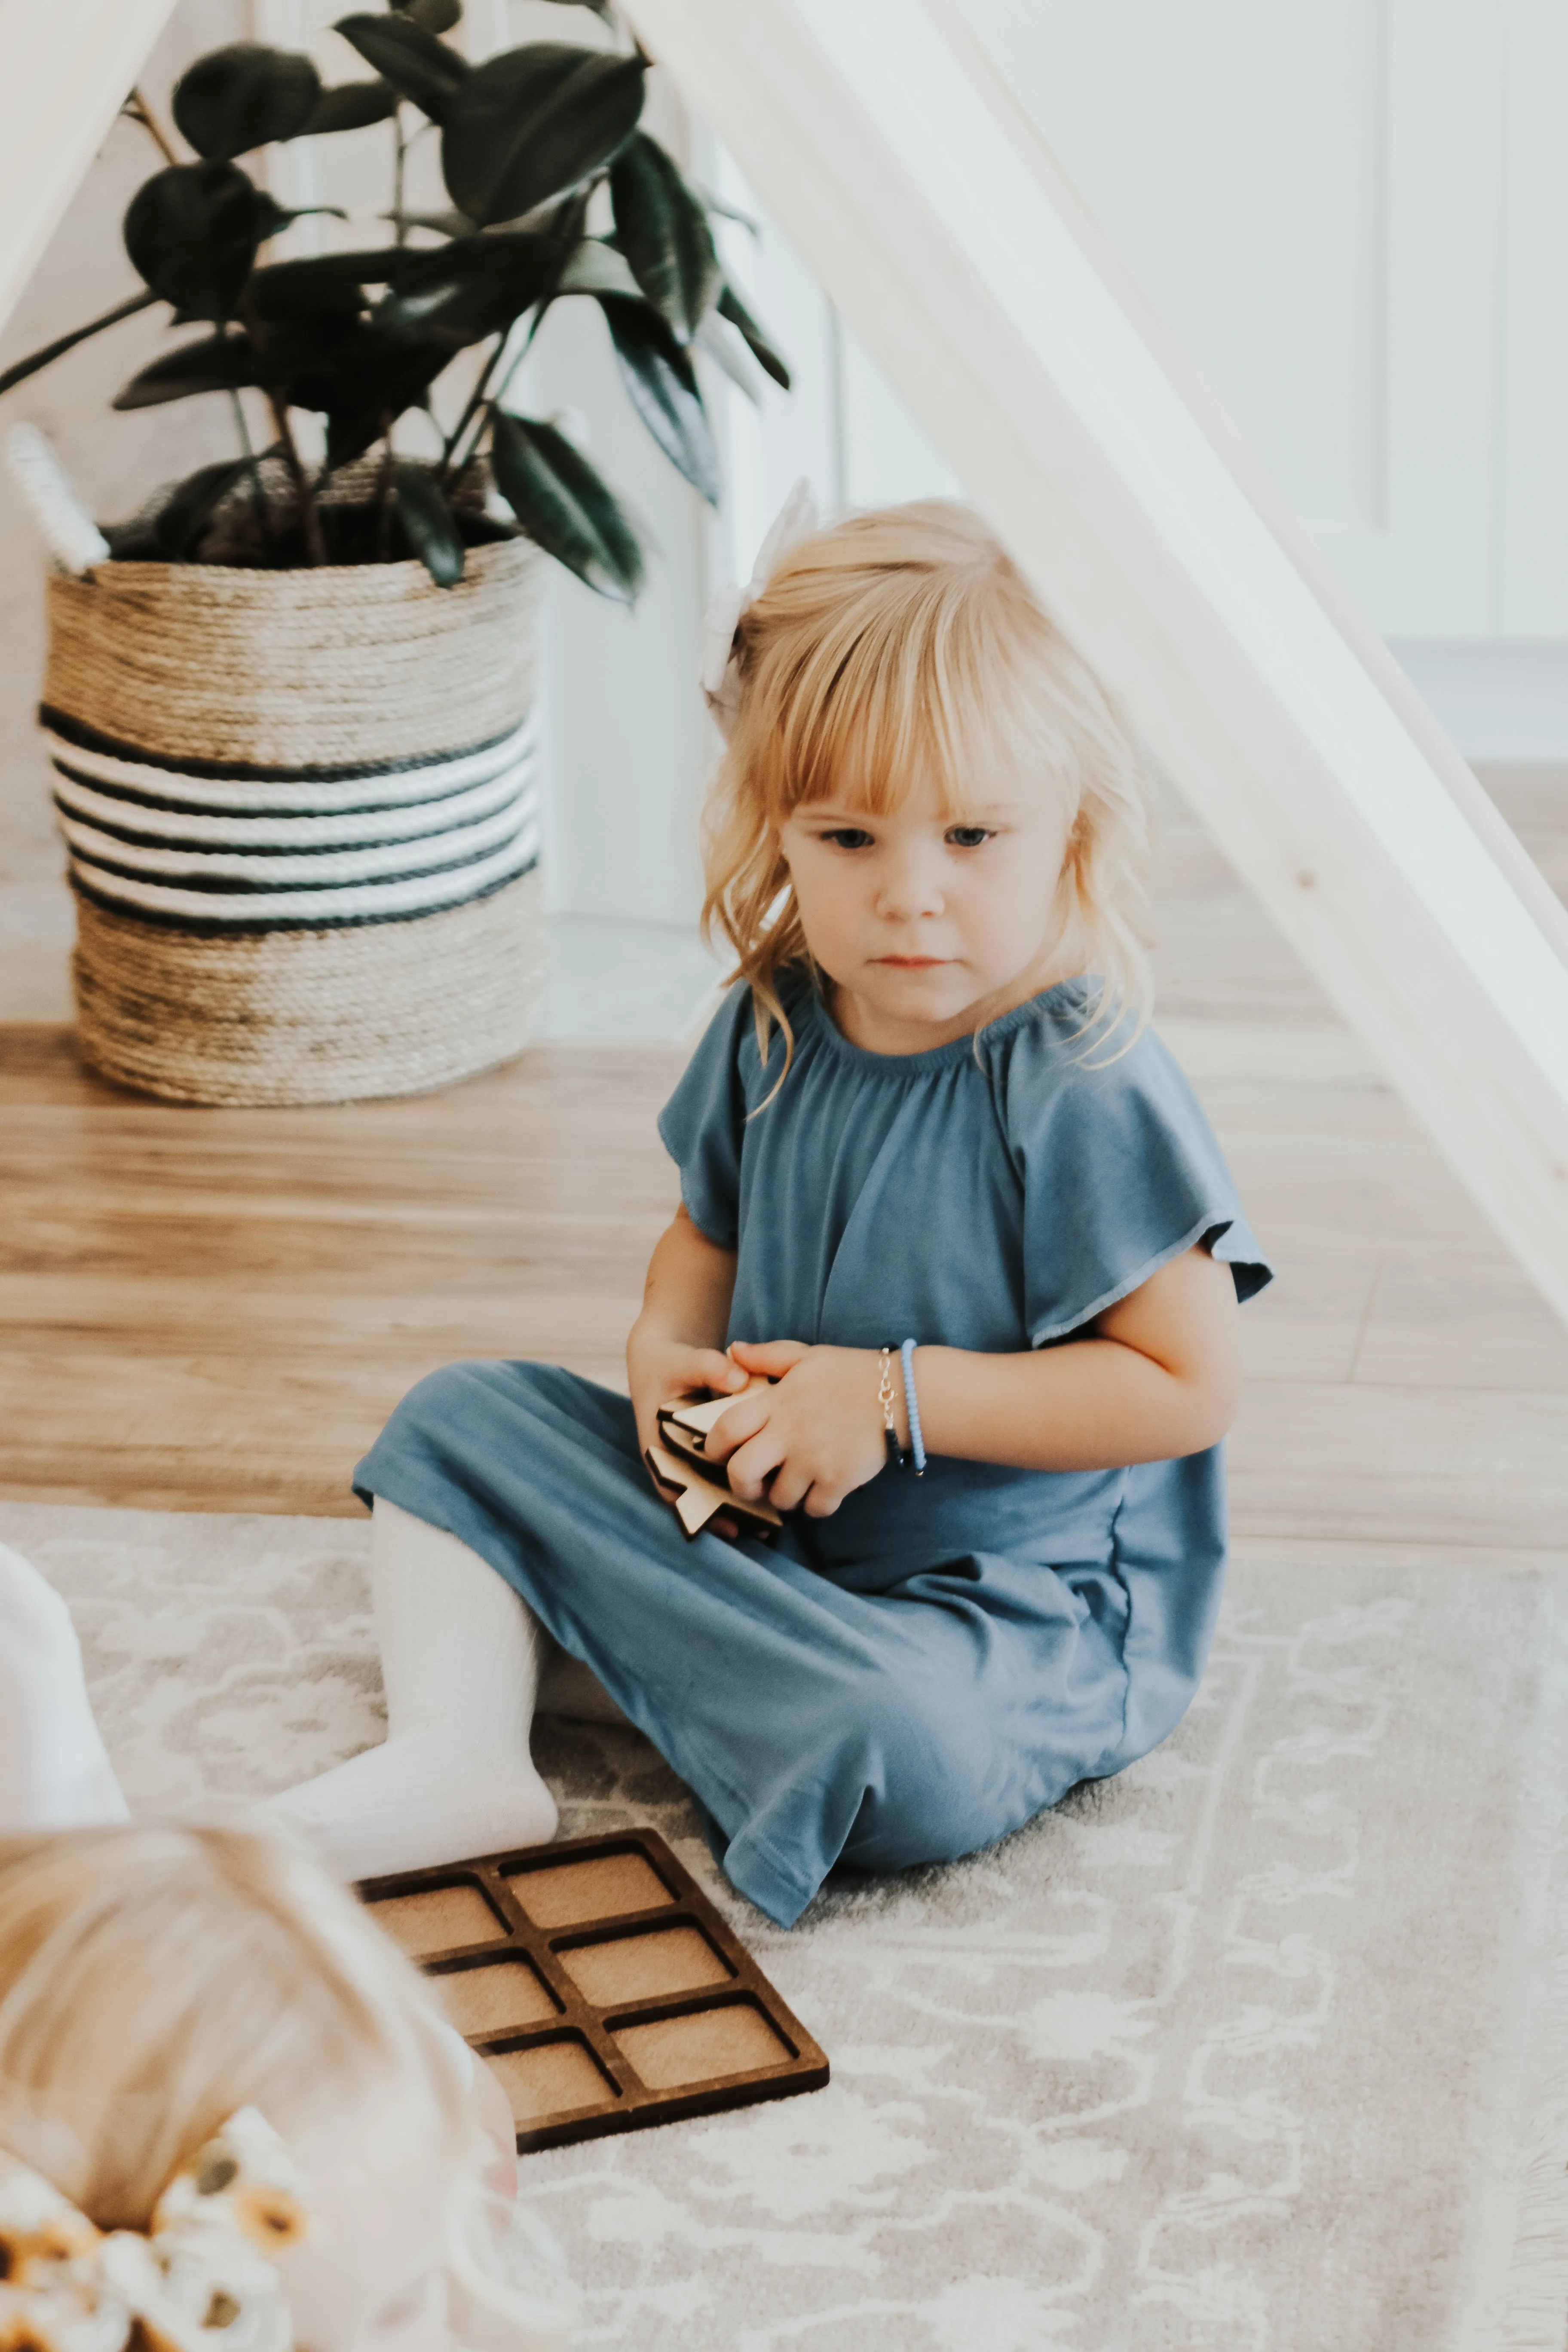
[876,956,948,968]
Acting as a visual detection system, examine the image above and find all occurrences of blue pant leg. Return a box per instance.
[355,1360,1073,1924]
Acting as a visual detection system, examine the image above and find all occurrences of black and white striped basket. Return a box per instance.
[43,537,547,1105]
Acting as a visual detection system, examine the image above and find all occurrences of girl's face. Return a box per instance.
[778,766,1075,1055]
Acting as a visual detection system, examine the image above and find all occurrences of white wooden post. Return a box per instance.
[0,0,177,340]
[625,0,1568,1325]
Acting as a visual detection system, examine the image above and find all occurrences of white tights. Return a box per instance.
[263,1499,625,1879]
[0,1542,127,1831]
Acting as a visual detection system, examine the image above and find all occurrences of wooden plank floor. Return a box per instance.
[3,771,1567,1551]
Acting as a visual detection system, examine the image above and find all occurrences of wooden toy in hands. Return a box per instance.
[647,1376,782,1540]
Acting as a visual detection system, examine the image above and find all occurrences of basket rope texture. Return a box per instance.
[45,538,548,1105]
[73,870,545,1107]
[44,538,544,768]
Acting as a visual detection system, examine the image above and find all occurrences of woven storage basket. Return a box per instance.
[43,536,547,1106]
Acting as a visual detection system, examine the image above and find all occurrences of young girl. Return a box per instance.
[0,1822,573,2352]
[269,498,1271,1929]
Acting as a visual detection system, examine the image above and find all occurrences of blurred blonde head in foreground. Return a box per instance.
[0,1822,576,2350]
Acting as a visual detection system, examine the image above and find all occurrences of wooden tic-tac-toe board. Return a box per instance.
[360,1828,829,2150]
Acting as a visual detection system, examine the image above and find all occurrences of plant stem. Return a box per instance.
[449,302,548,481]
[375,435,395,560]
[123,87,179,167]
[438,331,511,483]
[393,106,406,248]
[222,334,273,557]
[439,188,589,484]
[268,395,325,565]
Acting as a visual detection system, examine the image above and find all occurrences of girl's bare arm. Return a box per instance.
[898,1242,1242,1471]
[625,1204,745,1458]
[707,1245,1242,1515]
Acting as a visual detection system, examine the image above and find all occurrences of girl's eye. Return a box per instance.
[946,826,994,849]
[821,827,874,850]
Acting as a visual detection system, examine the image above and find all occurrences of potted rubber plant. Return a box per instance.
[2,0,787,1105]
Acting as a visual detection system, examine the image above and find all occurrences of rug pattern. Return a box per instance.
[0,1502,1559,2352]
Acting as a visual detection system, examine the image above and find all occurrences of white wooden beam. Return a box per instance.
[626,0,1568,1326]
[0,0,178,343]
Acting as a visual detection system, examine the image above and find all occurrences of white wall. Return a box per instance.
[3,0,1562,964]
[704,0,1568,761]
[958,0,1511,637]
[0,0,250,894]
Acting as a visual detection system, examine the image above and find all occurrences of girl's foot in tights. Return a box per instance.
[262,1499,558,1879]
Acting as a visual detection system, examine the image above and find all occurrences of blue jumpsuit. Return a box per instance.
[354,978,1271,1927]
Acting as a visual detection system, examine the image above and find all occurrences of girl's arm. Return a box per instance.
[707,1243,1241,1516]
[625,1203,747,1460]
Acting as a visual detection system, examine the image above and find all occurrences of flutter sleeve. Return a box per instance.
[656,983,755,1250]
[1009,1023,1273,1346]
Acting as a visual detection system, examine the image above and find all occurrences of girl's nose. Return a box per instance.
[874,849,944,921]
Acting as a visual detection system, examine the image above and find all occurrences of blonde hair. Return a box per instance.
[701,499,1153,1080]
[0,1824,570,2344]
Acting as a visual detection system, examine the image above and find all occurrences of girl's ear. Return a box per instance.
[1060,807,1092,894]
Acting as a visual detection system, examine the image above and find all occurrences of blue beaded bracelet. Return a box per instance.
[899,1338,926,1475]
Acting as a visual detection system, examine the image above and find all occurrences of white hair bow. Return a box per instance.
[0,2108,309,2352]
[699,478,819,742]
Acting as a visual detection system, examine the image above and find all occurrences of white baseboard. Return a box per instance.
[1390,641,1568,765]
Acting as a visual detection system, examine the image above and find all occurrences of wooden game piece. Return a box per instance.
[644,1442,782,1540]
[358,1827,829,2151]
[656,1375,771,1461]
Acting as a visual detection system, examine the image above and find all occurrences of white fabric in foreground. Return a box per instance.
[0,1543,127,1830]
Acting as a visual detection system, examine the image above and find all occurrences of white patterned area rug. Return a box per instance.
[3,1500,1568,2352]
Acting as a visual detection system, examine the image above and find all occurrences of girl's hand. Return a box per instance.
[626,1328,748,1466]
[704,1339,888,1517]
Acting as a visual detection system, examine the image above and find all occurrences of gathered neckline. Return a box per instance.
[796,974,1096,1075]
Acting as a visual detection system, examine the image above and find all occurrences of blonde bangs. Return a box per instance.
[700,500,1153,1082]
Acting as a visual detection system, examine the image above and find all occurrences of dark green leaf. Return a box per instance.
[247,307,363,396]
[0,288,156,397]
[112,332,256,410]
[123,162,265,321]
[716,280,790,390]
[312,328,453,466]
[556,238,639,299]
[247,248,414,318]
[441,45,645,227]
[378,230,557,343]
[693,184,758,234]
[101,515,164,560]
[251,193,349,240]
[697,312,761,403]
[393,0,462,29]
[599,294,718,502]
[394,463,464,584]
[172,44,321,160]
[305,80,399,134]
[492,409,643,599]
[609,132,719,344]
[385,207,475,238]
[154,456,258,557]
[333,14,468,123]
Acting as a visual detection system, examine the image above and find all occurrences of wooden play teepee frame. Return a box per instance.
[13,0,1568,1321]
